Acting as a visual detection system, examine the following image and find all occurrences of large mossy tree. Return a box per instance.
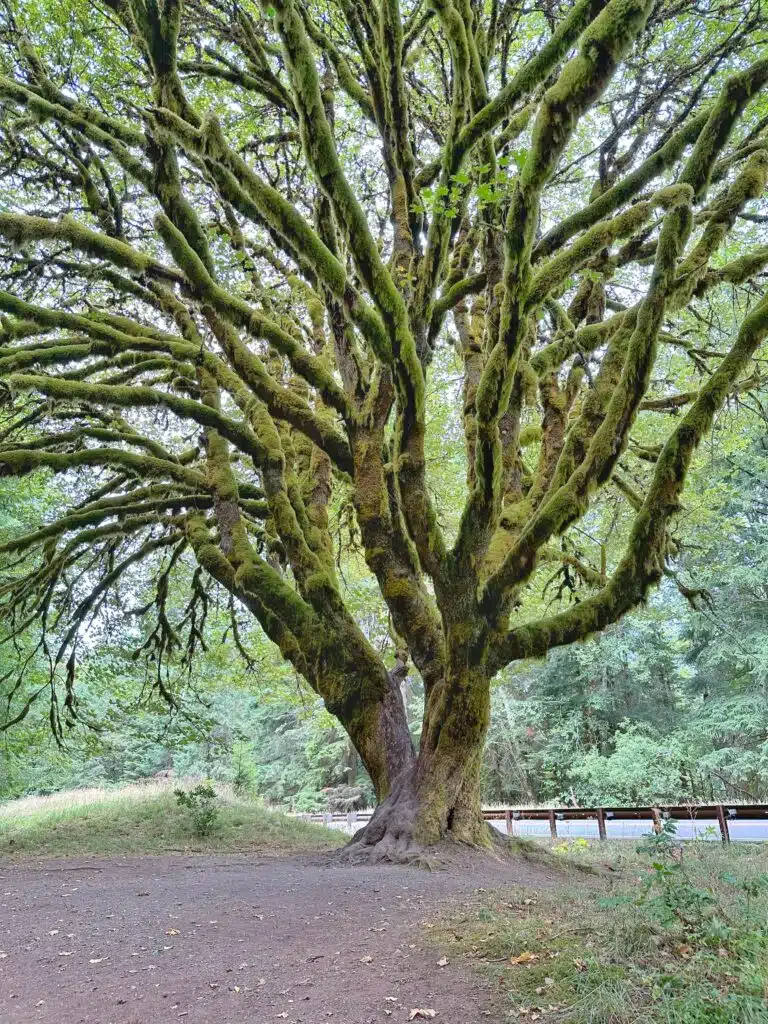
[1,0,767,858]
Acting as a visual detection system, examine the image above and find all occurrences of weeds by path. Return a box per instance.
[431,836,768,1023]
[0,782,344,859]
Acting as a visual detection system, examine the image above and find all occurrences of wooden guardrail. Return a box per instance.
[298,803,768,843]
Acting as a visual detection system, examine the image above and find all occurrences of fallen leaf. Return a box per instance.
[89,958,105,964]
[359,955,373,964]
[58,951,74,957]
[573,959,588,972]
[48,930,59,936]
[436,957,448,967]
[409,1010,436,1020]
[510,951,539,965]
[166,928,180,936]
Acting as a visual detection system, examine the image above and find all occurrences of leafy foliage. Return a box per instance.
[174,781,219,836]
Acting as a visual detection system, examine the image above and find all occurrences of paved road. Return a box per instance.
[490,818,768,841]
[319,817,768,841]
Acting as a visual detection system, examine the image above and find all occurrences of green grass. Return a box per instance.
[0,781,345,859]
[431,838,768,1023]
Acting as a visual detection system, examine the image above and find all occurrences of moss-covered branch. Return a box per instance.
[452,0,653,581]
[0,214,183,283]
[155,215,353,419]
[490,288,768,673]
[0,446,205,488]
[481,179,694,613]
[4,374,273,468]
[535,57,768,261]
[454,0,609,169]
[146,106,391,363]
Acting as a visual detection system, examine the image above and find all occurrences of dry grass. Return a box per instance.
[0,778,190,819]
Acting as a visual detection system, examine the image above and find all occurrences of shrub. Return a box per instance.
[174,782,219,836]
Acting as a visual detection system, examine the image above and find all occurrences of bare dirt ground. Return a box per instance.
[0,852,557,1024]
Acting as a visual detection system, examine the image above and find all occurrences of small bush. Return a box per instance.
[174,782,219,836]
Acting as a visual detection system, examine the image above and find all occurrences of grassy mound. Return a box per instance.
[0,781,345,860]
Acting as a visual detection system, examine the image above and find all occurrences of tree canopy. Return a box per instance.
[1,0,767,857]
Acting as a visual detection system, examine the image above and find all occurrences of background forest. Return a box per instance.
[3,351,767,811]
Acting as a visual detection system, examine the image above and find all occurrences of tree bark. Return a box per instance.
[342,669,492,861]
[330,666,416,802]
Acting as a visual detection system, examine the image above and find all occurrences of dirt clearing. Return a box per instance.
[0,852,556,1024]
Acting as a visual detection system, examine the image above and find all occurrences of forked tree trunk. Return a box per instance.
[333,664,416,801]
[343,670,493,862]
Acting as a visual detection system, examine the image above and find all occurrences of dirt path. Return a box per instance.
[0,853,555,1024]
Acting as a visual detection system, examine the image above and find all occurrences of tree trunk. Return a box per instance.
[342,670,493,862]
[330,665,415,802]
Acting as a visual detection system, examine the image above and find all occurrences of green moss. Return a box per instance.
[518,424,542,447]
[0,212,177,280]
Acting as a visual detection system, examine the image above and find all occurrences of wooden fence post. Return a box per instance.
[716,805,731,844]
[596,808,607,841]
[548,809,558,841]
[505,809,512,836]
[651,807,662,833]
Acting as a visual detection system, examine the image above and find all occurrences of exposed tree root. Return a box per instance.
[327,801,602,875]
[329,800,561,871]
